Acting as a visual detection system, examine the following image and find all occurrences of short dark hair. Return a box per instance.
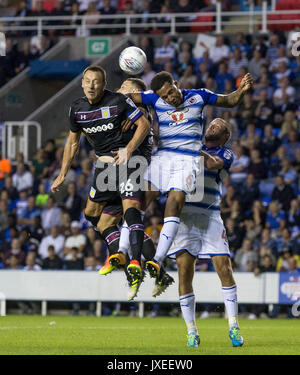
[125,78,146,91]
[83,65,106,82]
[150,71,173,93]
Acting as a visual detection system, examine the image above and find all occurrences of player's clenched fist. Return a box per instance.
[239,73,253,92]
[50,175,65,193]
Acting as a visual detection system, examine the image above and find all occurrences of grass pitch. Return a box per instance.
[0,315,299,355]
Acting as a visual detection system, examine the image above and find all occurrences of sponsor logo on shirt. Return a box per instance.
[83,123,114,133]
[166,108,189,126]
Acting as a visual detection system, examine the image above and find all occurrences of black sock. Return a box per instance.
[142,232,155,261]
[102,226,120,256]
[124,207,144,263]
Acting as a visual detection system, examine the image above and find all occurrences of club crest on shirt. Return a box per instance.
[89,186,96,198]
[167,108,189,126]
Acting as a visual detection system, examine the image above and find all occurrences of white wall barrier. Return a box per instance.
[0,270,280,317]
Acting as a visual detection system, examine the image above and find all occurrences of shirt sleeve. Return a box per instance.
[194,88,218,105]
[216,148,234,170]
[122,96,143,123]
[140,91,159,107]
[69,105,81,133]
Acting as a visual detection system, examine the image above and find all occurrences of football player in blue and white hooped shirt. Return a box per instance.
[166,118,244,348]
[126,71,253,279]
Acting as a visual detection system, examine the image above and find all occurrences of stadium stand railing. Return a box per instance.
[0,4,300,36]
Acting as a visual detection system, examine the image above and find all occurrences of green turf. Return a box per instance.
[0,315,299,355]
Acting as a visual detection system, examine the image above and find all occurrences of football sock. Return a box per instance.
[85,214,100,228]
[142,232,156,261]
[154,217,180,265]
[124,207,144,263]
[222,285,239,329]
[119,221,130,255]
[179,293,198,335]
[102,226,120,256]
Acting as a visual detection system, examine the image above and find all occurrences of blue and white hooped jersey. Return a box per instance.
[141,89,218,157]
[185,145,234,217]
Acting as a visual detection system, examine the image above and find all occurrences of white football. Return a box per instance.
[119,46,147,75]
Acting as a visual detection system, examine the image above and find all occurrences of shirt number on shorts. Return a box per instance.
[120,179,134,194]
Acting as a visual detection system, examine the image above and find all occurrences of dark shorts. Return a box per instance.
[88,157,147,205]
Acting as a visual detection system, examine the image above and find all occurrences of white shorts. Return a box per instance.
[167,210,230,259]
[144,153,200,194]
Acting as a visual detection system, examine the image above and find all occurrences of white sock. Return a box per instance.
[222,285,239,329]
[154,216,180,265]
[179,293,198,335]
[118,221,130,255]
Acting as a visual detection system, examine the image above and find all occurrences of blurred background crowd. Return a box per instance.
[0,0,299,317]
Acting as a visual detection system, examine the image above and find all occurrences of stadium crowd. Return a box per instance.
[0,3,300,315]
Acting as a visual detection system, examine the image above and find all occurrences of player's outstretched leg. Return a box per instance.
[176,251,200,347]
[212,255,244,347]
[99,226,125,275]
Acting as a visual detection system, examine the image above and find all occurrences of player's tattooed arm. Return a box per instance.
[51,130,81,192]
[215,73,253,108]
[200,150,224,170]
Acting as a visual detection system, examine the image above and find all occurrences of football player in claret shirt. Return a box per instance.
[51,65,150,287]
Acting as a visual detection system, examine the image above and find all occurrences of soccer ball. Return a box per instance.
[119,46,147,76]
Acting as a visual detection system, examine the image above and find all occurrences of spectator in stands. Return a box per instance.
[17,195,41,230]
[30,148,50,182]
[178,64,197,89]
[0,150,12,182]
[252,35,267,58]
[238,93,255,131]
[99,0,117,32]
[280,111,299,138]
[64,221,87,260]
[154,35,176,70]
[195,62,210,87]
[42,245,63,269]
[265,201,286,232]
[240,173,260,211]
[248,148,268,180]
[63,0,78,13]
[92,238,107,266]
[64,246,84,270]
[203,35,230,65]
[4,176,19,201]
[276,247,300,272]
[282,130,300,162]
[35,183,49,208]
[0,199,9,233]
[84,1,100,35]
[228,48,248,79]
[273,77,296,108]
[225,217,244,254]
[229,144,250,186]
[254,89,274,128]
[15,190,28,218]
[12,163,33,193]
[44,139,57,165]
[253,74,274,101]
[240,123,261,151]
[266,33,283,62]
[139,36,154,66]
[220,184,238,220]
[258,124,280,163]
[234,238,258,272]
[7,255,22,270]
[271,175,295,211]
[31,215,45,242]
[277,228,294,254]
[280,159,298,192]
[230,32,249,57]
[24,251,41,271]
[141,63,156,89]
[270,146,287,177]
[255,227,278,260]
[41,196,62,231]
[83,226,98,256]
[78,0,96,13]
[38,225,65,260]
[215,62,233,94]
[76,173,89,202]
[3,238,26,267]
[15,40,39,75]
[248,49,266,81]
[63,182,82,221]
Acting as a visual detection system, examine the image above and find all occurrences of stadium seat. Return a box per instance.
[190,15,213,33]
[43,0,56,12]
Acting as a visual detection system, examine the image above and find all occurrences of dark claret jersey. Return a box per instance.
[69,90,143,157]
[123,103,153,164]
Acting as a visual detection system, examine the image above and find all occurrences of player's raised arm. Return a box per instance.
[214,73,253,108]
[50,130,81,192]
